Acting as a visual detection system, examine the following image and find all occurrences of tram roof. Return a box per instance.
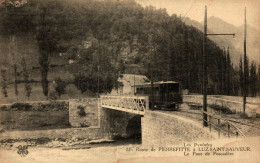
[135,81,179,86]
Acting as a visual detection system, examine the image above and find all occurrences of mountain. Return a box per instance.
[0,0,240,95]
[184,16,260,67]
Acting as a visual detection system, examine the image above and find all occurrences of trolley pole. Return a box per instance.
[202,6,235,127]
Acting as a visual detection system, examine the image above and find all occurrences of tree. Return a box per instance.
[21,57,32,99]
[9,35,19,99]
[36,4,49,99]
[257,64,260,95]
[54,77,67,98]
[226,48,231,95]
[74,73,89,94]
[244,56,249,96]
[36,1,63,99]
[249,61,257,97]
[0,0,242,97]
[1,69,8,97]
[239,57,244,96]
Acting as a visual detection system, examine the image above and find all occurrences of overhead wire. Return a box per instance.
[181,0,197,20]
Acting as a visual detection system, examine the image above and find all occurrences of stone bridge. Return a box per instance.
[68,95,217,145]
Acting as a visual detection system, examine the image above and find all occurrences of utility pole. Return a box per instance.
[134,73,136,95]
[202,6,235,127]
[243,7,247,113]
[203,6,208,127]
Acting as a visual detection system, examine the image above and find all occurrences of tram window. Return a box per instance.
[154,87,159,94]
[144,87,152,94]
[168,84,179,92]
[137,87,144,94]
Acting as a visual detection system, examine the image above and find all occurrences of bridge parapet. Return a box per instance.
[100,95,149,115]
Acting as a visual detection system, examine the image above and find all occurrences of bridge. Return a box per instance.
[101,95,149,115]
[100,95,245,141]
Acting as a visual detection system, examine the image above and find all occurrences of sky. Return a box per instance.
[136,0,260,30]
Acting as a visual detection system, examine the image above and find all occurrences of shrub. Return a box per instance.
[54,77,67,98]
[1,69,8,97]
[73,73,89,94]
[209,104,234,114]
[10,103,32,111]
[49,90,58,101]
[77,105,86,117]
[80,122,89,128]
[35,137,51,145]
[240,113,251,119]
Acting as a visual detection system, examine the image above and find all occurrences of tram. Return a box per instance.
[135,81,182,110]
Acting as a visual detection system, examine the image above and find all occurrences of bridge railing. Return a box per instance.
[100,95,149,115]
[202,111,246,138]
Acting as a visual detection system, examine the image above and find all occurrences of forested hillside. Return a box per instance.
[0,0,258,97]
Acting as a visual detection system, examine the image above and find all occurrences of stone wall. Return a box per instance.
[142,111,216,146]
[69,98,100,127]
[183,95,259,117]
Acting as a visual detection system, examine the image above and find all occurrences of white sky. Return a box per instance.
[136,0,260,30]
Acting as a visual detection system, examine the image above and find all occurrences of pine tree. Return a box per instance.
[222,49,227,94]
[249,61,257,97]
[244,56,249,96]
[239,57,244,96]
[257,65,260,95]
[226,48,231,95]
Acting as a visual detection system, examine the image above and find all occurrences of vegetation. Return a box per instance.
[77,105,86,117]
[0,0,259,97]
[54,77,67,98]
[49,90,58,101]
[249,62,257,96]
[21,57,32,99]
[1,69,8,97]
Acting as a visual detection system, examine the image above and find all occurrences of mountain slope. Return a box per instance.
[0,0,239,95]
[184,16,260,67]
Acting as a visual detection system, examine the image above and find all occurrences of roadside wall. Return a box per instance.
[142,111,216,146]
[183,95,259,117]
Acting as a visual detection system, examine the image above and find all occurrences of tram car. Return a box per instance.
[135,81,182,110]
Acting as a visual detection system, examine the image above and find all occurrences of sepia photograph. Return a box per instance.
[0,0,259,162]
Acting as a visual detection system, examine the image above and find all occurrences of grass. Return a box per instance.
[0,110,69,131]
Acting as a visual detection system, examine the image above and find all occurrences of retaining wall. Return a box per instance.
[183,95,259,117]
[142,111,216,145]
